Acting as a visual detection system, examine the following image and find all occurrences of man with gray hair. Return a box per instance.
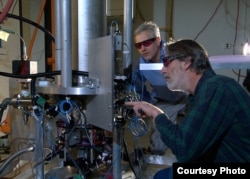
[133,21,188,155]
[126,39,250,178]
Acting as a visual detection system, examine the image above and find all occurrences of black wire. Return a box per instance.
[123,138,139,178]
[194,0,223,40]
[0,70,88,79]
[66,117,85,177]
[5,13,55,42]
[19,0,24,60]
[0,70,59,79]
[0,14,90,80]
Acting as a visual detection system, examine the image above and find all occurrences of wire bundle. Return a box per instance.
[129,116,147,137]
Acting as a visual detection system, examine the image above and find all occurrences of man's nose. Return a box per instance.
[161,65,167,73]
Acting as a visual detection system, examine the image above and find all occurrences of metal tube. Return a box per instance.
[61,0,72,88]
[112,1,134,178]
[32,111,44,179]
[54,0,62,87]
[123,0,133,69]
[78,0,106,72]
[112,121,122,179]
[0,146,34,176]
[54,0,62,71]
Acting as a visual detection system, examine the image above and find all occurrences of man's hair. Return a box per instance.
[167,39,212,74]
[134,21,160,38]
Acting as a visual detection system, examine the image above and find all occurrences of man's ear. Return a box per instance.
[156,37,161,44]
[183,56,192,70]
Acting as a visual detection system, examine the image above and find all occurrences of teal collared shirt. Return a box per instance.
[155,69,250,162]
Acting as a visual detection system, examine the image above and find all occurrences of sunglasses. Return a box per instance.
[163,54,186,67]
[134,38,156,49]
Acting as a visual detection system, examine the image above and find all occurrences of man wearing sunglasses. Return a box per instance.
[133,21,188,155]
[126,39,250,178]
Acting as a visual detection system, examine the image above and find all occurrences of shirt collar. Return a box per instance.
[160,40,166,62]
[194,69,216,95]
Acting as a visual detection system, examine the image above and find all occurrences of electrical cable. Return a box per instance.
[0,70,88,79]
[5,13,55,42]
[18,0,24,61]
[129,116,147,137]
[127,70,148,137]
[194,0,223,40]
[0,145,35,174]
[232,0,240,55]
[135,0,146,22]
[123,138,139,178]
[0,97,12,123]
[231,0,242,82]
[168,0,174,39]
[66,117,85,177]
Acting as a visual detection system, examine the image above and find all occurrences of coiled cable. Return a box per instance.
[129,115,147,137]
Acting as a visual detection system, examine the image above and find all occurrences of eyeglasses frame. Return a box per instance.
[163,54,186,67]
[134,37,157,49]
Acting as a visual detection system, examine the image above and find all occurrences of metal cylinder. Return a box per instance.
[61,0,72,88]
[123,0,133,69]
[78,0,107,72]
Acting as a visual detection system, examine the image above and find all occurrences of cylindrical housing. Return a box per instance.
[78,0,107,72]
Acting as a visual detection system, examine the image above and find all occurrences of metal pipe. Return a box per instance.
[61,0,72,88]
[0,146,34,176]
[54,0,62,71]
[78,0,106,72]
[112,120,122,179]
[112,1,134,178]
[32,110,44,179]
[123,0,133,70]
[54,0,62,87]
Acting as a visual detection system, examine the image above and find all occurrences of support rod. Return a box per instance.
[61,0,72,88]
[123,0,133,71]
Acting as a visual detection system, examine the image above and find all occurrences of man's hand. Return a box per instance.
[124,101,164,119]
